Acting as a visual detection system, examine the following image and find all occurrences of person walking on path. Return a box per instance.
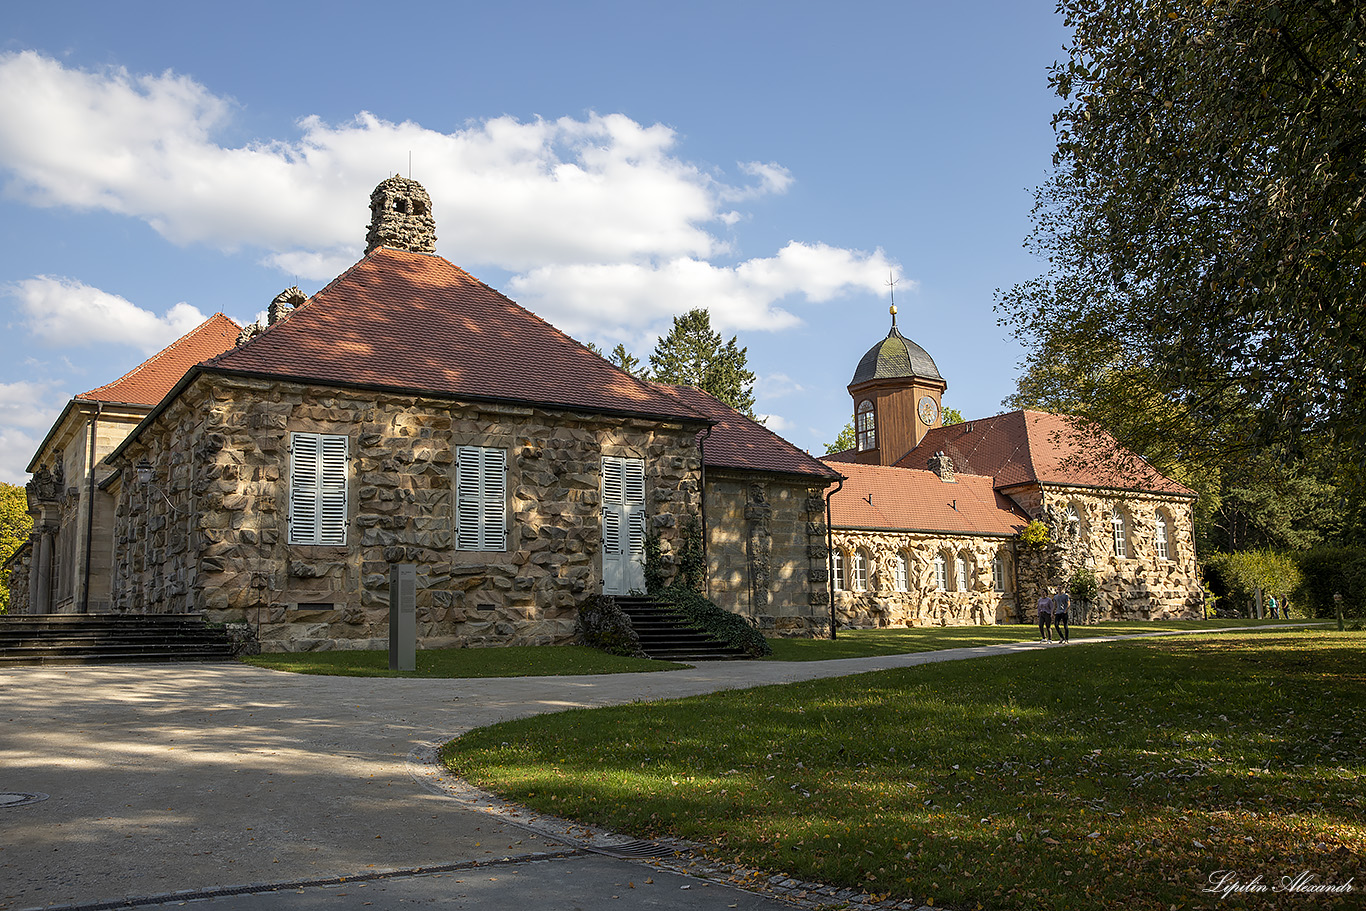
[1053,587,1071,643]
[1268,595,1279,619]
[1037,592,1054,641]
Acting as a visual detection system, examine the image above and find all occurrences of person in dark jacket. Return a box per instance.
[1052,588,1070,643]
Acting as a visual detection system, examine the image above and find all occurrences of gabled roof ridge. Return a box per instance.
[78,312,241,403]
[821,457,998,483]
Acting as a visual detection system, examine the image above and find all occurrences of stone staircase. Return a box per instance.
[0,614,237,667]
[614,597,747,661]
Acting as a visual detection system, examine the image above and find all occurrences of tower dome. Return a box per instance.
[846,306,947,464]
[365,176,436,254]
[850,324,943,386]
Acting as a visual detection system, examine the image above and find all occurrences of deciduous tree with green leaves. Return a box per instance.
[0,482,32,613]
[649,309,756,417]
[999,0,1366,464]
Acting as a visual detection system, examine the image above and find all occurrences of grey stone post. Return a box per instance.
[32,526,54,615]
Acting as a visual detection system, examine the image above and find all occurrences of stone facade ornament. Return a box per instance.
[268,287,306,325]
[365,176,437,254]
[927,451,955,482]
[26,466,61,505]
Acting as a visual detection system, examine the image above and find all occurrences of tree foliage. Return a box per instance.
[583,342,649,379]
[0,482,32,613]
[1000,0,1366,464]
[825,421,856,455]
[649,309,757,417]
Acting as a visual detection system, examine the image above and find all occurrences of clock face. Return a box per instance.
[918,396,939,426]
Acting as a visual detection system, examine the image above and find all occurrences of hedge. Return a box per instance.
[656,584,772,657]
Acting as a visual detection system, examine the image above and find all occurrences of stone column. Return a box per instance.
[31,525,54,615]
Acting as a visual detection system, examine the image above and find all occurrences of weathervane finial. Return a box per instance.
[886,272,899,328]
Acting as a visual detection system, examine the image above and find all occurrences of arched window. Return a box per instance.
[852,548,869,591]
[933,553,947,591]
[893,552,909,592]
[1111,508,1127,558]
[1155,511,1171,561]
[831,549,845,591]
[993,551,1009,592]
[856,400,876,451]
[955,553,971,592]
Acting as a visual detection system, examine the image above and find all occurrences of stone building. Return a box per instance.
[6,177,1200,643]
[4,315,239,614]
[81,177,834,650]
[823,310,1202,627]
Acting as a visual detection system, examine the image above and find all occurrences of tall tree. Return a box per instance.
[582,341,649,379]
[0,482,32,613]
[649,309,757,416]
[999,0,1366,465]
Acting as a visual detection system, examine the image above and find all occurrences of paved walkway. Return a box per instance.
[0,626,1319,909]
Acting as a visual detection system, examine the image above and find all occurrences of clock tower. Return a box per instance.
[846,305,947,466]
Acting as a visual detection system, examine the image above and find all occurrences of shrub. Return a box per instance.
[1068,566,1099,603]
[656,584,772,657]
[1019,519,1050,547]
[1203,550,1304,616]
[1293,547,1366,620]
[575,595,645,658]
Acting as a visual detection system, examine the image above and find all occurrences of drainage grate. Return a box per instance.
[593,839,676,859]
[0,792,49,808]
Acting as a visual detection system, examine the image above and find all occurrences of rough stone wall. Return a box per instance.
[1037,486,1201,621]
[4,542,31,614]
[830,530,1017,628]
[705,472,829,636]
[112,375,702,651]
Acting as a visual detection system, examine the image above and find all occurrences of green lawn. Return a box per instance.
[242,644,684,678]
[443,629,1365,911]
[765,617,1325,661]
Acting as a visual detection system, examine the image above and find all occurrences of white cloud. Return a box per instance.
[7,276,209,354]
[0,51,908,344]
[509,242,896,337]
[755,413,794,433]
[756,373,806,399]
[0,380,65,483]
[0,52,788,279]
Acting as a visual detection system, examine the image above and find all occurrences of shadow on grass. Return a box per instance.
[445,630,1366,911]
[243,644,686,678]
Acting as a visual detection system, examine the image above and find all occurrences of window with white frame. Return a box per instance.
[852,548,869,590]
[893,552,909,592]
[1155,512,1171,561]
[856,400,876,451]
[831,549,845,591]
[933,553,947,591]
[993,551,1007,592]
[290,433,348,545]
[1111,508,1127,558]
[456,445,507,551]
[955,553,970,591]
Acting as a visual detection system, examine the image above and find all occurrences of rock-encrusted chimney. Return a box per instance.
[268,286,306,325]
[365,176,436,254]
[928,451,956,482]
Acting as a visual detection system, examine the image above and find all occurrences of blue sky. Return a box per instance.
[0,2,1070,483]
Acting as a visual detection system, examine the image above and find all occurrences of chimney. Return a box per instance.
[928,451,956,482]
[365,176,437,254]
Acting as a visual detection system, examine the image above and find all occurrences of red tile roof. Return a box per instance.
[896,410,1194,497]
[78,313,240,406]
[826,461,1030,536]
[206,248,707,423]
[657,385,841,480]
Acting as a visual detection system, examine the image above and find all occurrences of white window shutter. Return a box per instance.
[290,433,347,545]
[482,448,506,550]
[318,435,348,545]
[457,445,507,551]
[290,433,320,545]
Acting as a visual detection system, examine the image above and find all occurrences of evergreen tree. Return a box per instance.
[649,309,756,416]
